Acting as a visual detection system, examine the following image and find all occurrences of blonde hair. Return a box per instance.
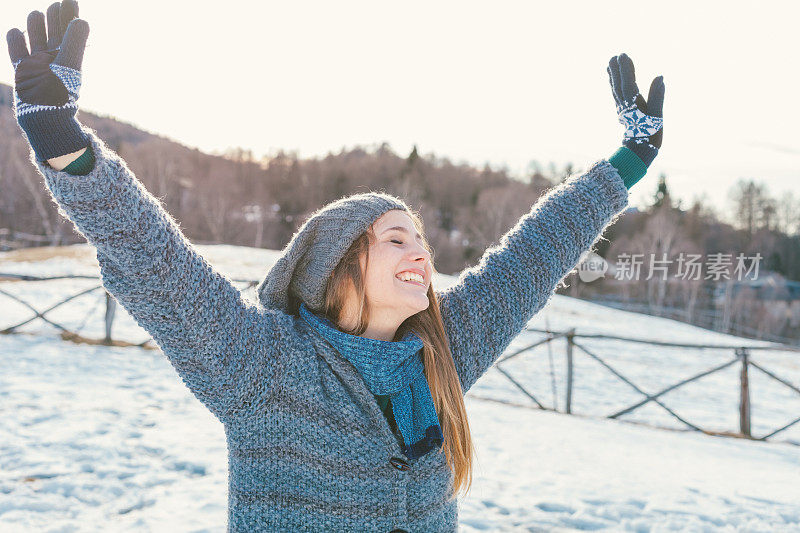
[320,208,475,499]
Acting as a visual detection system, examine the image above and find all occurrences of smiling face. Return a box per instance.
[338,209,433,340]
[366,209,433,313]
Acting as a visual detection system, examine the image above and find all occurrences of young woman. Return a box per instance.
[7,2,664,531]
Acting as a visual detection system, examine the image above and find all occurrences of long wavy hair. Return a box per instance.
[318,207,475,499]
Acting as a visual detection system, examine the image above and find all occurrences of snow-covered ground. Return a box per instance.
[1,244,799,532]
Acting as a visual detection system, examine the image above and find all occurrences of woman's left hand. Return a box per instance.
[607,53,665,168]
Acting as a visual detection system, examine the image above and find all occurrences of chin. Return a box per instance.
[403,303,429,323]
[398,293,429,314]
[412,295,430,311]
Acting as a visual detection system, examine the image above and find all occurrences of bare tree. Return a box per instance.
[729,179,761,235]
[776,191,800,236]
[729,178,779,236]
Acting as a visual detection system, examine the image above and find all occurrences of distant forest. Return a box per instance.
[1,83,798,342]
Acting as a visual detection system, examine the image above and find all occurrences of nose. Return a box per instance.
[410,243,431,264]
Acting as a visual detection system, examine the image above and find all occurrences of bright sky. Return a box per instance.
[2,1,799,214]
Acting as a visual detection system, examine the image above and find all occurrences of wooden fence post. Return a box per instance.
[104,291,116,344]
[738,347,751,437]
[565,328,575,414]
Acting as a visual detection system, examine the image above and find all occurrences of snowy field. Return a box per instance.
[1,244,799,532]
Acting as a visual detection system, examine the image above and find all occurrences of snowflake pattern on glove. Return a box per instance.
[617,99,663,140]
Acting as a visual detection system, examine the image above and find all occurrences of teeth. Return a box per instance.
[397,272,424,284]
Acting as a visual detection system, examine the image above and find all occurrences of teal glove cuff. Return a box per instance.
[62,144,96,176]
[608,146,648,189]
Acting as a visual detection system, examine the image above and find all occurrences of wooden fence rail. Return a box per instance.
[2,272,799,445]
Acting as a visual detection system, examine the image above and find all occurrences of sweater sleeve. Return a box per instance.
[31,125,295,423]
[435,159,629,394]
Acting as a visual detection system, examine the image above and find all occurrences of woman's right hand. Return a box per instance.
[6,0,90,163]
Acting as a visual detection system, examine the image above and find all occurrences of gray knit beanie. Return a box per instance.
[257,191,414,315]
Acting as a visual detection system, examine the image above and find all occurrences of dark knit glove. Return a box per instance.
[6,1,90,162]
[607,53,665,188]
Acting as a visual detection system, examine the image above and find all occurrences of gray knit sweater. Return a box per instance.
[33,128,629,532]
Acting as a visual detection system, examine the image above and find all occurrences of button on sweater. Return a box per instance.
[35,127,629,532]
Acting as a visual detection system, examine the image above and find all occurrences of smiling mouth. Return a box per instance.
[397,277,425,287]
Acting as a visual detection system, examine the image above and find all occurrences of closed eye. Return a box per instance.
[391,239,403,245]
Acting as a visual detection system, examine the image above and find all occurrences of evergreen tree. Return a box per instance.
[652,173,671,208]
[407,145,419,166]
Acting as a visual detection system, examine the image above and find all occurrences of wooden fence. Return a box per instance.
[481,327,800,443]
[2,272,799,445]
[0,272,256,348]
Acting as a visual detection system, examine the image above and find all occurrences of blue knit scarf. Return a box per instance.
[299,302,444,460]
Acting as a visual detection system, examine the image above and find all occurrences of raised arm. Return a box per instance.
[6,2,295,422]
[437,53,665,393]
[43,131,295,421]
[436,163,628,393]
